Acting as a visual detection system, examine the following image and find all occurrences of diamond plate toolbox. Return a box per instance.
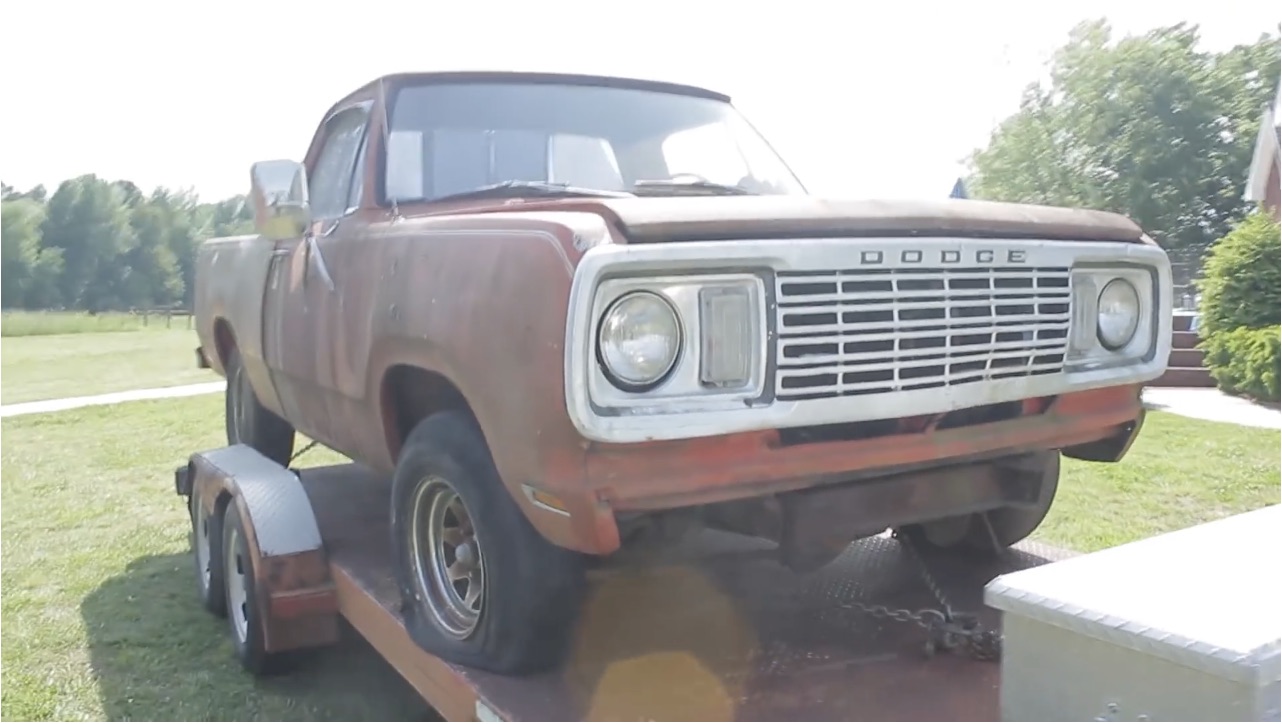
[984,505,1281,721]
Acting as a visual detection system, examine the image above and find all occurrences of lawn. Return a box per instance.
[1,311,194,338]
[1,396,1278,721]
[0,329,218,404]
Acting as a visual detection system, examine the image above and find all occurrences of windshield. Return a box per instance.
[383,80,806,202]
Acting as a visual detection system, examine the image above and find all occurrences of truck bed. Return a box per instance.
[298,463,1070,722]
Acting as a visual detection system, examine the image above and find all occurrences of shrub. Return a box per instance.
[1196,211,1281,337]
[1200,325,1281,403]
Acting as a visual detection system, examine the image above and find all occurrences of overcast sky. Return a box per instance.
[2,0,1276,202]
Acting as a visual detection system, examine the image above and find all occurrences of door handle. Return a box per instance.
[271,248,291,258]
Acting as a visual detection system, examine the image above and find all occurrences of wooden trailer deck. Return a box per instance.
[298,463,1070,721]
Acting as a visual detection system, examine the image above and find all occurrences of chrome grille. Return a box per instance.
[774,266,1072,401]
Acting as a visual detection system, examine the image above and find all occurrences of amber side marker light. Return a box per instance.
[521,484,571,516]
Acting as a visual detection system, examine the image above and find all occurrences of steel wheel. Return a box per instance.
[190,492,226,616]
[409,476,485,639]
[226,525,250,643]
[194,497,214,588]
[229,364,250,444]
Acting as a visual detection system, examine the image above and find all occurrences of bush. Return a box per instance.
[1196,211,1281,337]
[1195,212,1281,401]
[1200,326,1281,403]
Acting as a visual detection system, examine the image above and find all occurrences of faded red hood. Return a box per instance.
[571,196,1149,245]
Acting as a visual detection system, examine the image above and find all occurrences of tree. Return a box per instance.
[122,200,185,306]
[113,180,145,209]
[966,21,1280,284]
[2,182,48,203]
[1,198,63,307]
[39,175,138,311]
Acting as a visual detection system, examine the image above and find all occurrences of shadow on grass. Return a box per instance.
[81,554,438,721]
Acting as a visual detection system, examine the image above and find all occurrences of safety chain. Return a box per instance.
[288,439,322,466]
[834,531,1003,662]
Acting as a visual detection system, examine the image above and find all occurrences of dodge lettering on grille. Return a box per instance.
[855,249,1031,266]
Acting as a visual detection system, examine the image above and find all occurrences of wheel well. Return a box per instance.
[214,489,234,519]
[380,365,474,460]
[212,318,236,368]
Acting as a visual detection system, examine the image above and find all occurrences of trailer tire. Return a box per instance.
[224,348,294,467]
[899,452,1060,555]
[190,493,226,617]
[222,504,292,676]
[390,411,586,675]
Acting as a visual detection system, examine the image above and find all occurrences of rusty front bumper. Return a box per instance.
[590,386,1141,511]
[547,386,1142,554]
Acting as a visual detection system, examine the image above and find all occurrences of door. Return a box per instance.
[262,104,371,443]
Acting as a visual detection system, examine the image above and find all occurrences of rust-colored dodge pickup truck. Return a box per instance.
[193,71,1173,674]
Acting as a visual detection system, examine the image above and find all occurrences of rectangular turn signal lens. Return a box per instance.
[699,285,755,388]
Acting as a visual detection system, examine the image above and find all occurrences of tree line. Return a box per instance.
[1,177,254,311]
[3,20,1277,313]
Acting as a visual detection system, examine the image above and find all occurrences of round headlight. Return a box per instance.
[598,291,682,390]
[1097,278,1140,350]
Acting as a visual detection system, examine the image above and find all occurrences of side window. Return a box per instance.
[308,107,369,221]
[347,132,369,210]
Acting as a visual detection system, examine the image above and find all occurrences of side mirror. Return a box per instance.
[249,160,311,240]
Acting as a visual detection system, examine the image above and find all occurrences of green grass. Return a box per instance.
[0,395,428,722]
[1,397,1277,721]
[1,310,195,337]
[1,329,217,404]
[1043,417,1281,550]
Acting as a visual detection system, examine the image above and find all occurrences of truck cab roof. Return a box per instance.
[331,70,732,115]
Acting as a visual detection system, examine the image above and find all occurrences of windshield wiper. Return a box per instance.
[427,180,634,204]
[630,179,754,196]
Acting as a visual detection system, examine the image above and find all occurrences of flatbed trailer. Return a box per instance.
[175,444,1072,722]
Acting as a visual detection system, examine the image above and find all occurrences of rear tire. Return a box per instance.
[390,410,586,675]
[898,452,1061,555]
[224,348,294,466]
[190,493,226,617]
[222,504,292,676]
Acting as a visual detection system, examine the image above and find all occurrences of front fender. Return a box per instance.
[351,212,621,551]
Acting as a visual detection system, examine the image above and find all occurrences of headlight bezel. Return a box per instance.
[595,290,683,392]
[1068,262,1160,369]
[586,272,769,411]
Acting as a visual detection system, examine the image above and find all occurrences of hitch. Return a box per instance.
[174,464,192,497]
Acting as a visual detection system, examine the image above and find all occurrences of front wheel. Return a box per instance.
[897,452,1061,554]
[390,411,586,675]
[224,348,294,466]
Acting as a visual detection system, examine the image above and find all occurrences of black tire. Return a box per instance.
[190,493,226,617]
[898,452,1061,555]
[222,504,293,676]
[390,410,587,675]
[224,347,294,466]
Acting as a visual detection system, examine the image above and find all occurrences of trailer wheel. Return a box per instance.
[224,348,294,467]
[189,493,226,617]
[222,504,292,676]
[390,410,586,675]
[899,452,1061,554]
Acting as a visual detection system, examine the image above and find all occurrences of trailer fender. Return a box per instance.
[180,444,340,654]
